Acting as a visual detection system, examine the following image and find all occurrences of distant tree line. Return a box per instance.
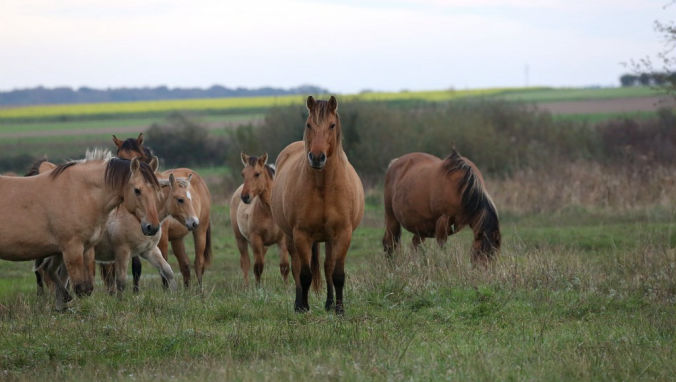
[0,84,329,106]
[619,72,675,87]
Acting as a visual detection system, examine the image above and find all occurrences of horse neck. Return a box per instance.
[258,176,274,206]
[78,161,125,213]
[158,188,172,222]
[301,145,346,189]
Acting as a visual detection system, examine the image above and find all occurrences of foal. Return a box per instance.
[231,153,290,285]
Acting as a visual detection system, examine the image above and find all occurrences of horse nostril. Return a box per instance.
[241,194,250,203]
[319,153,326,162]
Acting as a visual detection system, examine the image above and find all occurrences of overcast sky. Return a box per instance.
[0,0,669,93]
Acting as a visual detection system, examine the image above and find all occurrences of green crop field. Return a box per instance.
[0,198,673,380]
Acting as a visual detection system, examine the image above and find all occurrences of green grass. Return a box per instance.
[552,110,659,124]
[491,86,662,102]
[0,201,674,380]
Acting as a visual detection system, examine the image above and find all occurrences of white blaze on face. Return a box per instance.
[186,190,192,201]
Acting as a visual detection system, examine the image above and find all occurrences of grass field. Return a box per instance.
[0,197,673,380]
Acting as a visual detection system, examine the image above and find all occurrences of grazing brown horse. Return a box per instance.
[231,152,290,285]
[382,151,501,264]
[1,152,161,309]
[157,168,212,288]
[271,96,364,314]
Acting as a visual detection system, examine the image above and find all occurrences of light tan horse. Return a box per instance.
[382,151,501,264]
[157,168,212,288]
[271,96,364,314]
[230,153,289,285]
[96,172,200,293]
[1,152,161,308]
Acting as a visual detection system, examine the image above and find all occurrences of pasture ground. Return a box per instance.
[0,199,674,381]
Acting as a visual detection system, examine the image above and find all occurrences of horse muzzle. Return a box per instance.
[141,222,159,236]
[185,217,200,231]
[241,193,252,204]
[308,152,327,169]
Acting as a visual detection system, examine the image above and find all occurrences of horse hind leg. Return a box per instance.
[434,216,451,248]
[44,256,72,311]
[324,242,335,311]
[99,263,116,295]
[193,226,209,288]
[235,232,251,286]
[382,207,401,256]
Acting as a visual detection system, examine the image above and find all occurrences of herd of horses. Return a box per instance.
[0,96,500,314]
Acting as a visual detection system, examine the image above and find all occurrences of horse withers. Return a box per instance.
[382,151,500,265]
[231,152,290,286]
[3,151,162,309]
[271,96,364,314]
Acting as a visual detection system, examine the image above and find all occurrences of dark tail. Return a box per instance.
[447,151,501,258]
[203,223,212,267]
[311,242,321,293]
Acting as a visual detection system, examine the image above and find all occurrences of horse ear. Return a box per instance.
[241,152,248,166]
[149,156,159,172]
[169,173,175,188]
[112,135,123,148]
[187,173,193,184]
[328,96,338,112]
[306,96,315,111]
[137,133,144,145]
[130,158,140,174]
[258,153,268,165]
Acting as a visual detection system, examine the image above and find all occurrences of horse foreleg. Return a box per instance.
[292,230,313,312]
[140,247,177,291]
[131,256,142,293]
[114,247,131,294]
[329,230,353,315]
[193,227,208,288]
[278,237,290,284]
[61,241,93,297]
[235,232,251,286]
[171,238,191,288]
[250,236,266,286]
[158,228,171,288]
[324,242,335,311]
[412,234,424,250]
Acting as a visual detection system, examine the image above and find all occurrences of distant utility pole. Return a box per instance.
[524,64,530,87]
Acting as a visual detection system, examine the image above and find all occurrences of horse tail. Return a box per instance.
[311,242,321,293]
[203,223,213,267]
[447,151,501,257]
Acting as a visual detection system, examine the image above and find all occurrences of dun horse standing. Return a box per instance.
[271,96,364,314]
[1,153,161,308]
[382,151,500,264]
[157,168,212,288]
[231,153,289,285]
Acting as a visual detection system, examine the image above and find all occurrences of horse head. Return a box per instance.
[240,152,274,204]
[304,96,340,170]
[162,172,200,231]
[111,157,162,236]
[113,133,153,163]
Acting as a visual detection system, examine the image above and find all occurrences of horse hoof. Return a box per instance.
[335,304,344,315]
[294,304,309,313]
[74,282,93,297]
[325,300,334,311]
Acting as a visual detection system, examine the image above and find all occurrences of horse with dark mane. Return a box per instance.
[113,133,154,163]
[382,151,500,264]
[271,96,364,314]
[5,150,162,309]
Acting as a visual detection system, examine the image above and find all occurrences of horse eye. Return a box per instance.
[134,188,141,195]
[306,123,311,129]
[255,172,260,178]
[177,198,185,204]
[330,123,336,129]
